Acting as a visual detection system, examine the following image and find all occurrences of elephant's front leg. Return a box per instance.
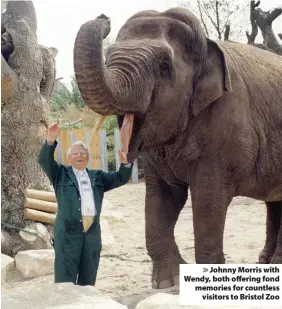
[145,166,188,289]
[259,201,281,264]
[270,202,282,263]
[190,175,234,264]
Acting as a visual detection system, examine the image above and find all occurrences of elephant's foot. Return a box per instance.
[151,255,186,289]
[195,248,225,264]
[270,248,282,264]
[258,245,277,264]
[270,254,282,264]
[258,247,275,264]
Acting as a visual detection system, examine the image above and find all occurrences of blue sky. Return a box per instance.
[33,0,282,85]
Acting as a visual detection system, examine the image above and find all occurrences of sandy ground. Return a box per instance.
[2,181,267,304]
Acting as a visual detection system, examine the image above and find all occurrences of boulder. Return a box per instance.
[101,210,126,224]
[2,282,128,309]
[19,224,52,251]
[1,253,15,282]
[15,249,54,279]
[100,218,116,252]
[135,293,182,309]
[135,293,272,309]
[102,199,114,210]
[1,229,15,255]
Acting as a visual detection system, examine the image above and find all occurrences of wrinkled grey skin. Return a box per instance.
[73,8,282,289]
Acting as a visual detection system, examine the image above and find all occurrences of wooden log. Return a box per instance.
[24,208,56,225]
[24,188,56,202]
[24,197,58,213]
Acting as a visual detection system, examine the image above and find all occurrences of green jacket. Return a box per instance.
[38,140,133,251]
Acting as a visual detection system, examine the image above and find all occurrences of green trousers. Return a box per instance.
[54,232,101,286]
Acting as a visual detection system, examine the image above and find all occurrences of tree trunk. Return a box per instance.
[1,0,57,256]
[246,1,282,55]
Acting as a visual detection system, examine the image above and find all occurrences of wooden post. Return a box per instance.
[114,128,121,171]
[84,130,92,169]
[70,131,76,144]
[90,130,101,169]
[55,136,62,163]
[131,159,139,184]
[100,129,108,172]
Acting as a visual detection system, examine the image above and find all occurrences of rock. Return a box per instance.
[1,229,15,255]
[101,210,126,224]
[102,199,114,210]
[17,222,53,254]
[1,254,15,282]
[34,222,53,244]
[114,287,179,309]
[135,293,182,309]
[19,222,53,250]
[19,227,46,249]
[2,282,128,309]
[135,293,271,309]
[15,249,54,279]
[100,218,116,252]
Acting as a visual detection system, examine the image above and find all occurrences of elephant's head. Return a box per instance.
[73,8,232,162]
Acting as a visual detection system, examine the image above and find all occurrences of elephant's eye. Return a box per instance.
[159,59,171,77]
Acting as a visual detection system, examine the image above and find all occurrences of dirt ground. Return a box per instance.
[2,181,267,301]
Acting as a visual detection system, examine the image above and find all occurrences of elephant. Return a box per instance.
[73,8,282,289]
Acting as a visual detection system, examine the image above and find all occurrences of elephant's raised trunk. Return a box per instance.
[73,15,154,116]
[73,16,121,115]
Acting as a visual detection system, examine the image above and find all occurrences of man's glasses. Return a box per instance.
[71,151,87,156]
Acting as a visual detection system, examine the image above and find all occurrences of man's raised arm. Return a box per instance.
[38,119,61,186]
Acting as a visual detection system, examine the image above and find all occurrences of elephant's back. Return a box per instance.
[218,41,282,79]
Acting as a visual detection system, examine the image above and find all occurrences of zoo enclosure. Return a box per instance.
[54,128,139,184]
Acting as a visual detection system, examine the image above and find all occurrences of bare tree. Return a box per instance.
[1,1,57,255]
[178,0,249,41]
[178,0,281,54]
[246,1,282,55]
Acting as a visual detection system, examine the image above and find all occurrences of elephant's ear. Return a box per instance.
[191,39,232,117]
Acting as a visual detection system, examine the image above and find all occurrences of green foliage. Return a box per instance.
[69,77,85,109]
[51,76,85,113]
[51,87,71,112]
[102,116,118,171]
[50,70,119,170]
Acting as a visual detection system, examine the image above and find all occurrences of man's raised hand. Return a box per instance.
[47,119,60,144]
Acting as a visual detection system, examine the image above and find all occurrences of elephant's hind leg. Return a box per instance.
[259,201,282,264]
[144,163,188,289]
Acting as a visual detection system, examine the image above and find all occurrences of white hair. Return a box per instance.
[67,141,89,156]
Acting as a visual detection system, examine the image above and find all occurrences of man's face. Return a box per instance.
[68,145,89,170]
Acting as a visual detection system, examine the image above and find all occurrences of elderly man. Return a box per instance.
[38,115,134,286]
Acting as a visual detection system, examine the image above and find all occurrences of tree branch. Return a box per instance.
[246,0,258,43]
[197,0,210,37]
[247,1,282,55]
[2,0,43,85]
[1,1,8,14]
[267,7,282,24]
[201,3,220,39]
[39,46,58,100]
[3,0,37,33]
[215,1,221,40]
[1,54,18,101]
[224,23,230,40]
